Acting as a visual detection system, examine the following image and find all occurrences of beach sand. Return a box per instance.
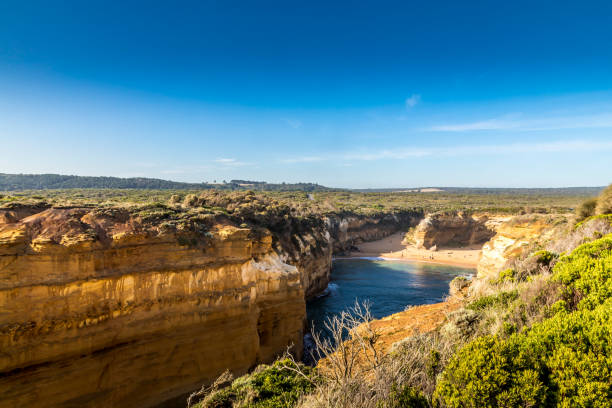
[348,231,481,268]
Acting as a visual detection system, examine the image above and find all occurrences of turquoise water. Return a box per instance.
[306,258,474,335]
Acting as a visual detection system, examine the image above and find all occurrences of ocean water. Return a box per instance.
[306,258,474,336]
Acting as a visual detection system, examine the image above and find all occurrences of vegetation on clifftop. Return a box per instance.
[190,360,317,408]
[0,185,598,216]
[186,184,612,408]
[435,234,612,407]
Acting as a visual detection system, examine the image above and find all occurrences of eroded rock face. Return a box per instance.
[0,205,418,408]
[414,213,497,249]
[477,215,560,280]
[327,213,420,254]
[0,208,306,408]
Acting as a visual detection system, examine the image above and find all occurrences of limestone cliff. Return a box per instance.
[477,215,562,280]
[0,204,418,408]
[327,212,419,253]
[414,213,498,249]
[0,207,307,408]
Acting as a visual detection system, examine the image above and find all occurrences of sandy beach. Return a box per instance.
[347,231,481,268]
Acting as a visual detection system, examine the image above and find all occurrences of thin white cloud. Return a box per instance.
[429,118,520,131]
[405,94,421,109]
[283,118,303,129]
[281,139,612,163]
[213,158,252,166]
[428,113,612,132]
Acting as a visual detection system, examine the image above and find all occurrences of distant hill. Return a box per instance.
[0,173,333,192]
[354,186,605,196]
[1,174,604,196]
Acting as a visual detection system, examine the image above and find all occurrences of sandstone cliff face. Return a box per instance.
[326,213,419,253]
[0,205,417,408]
[477,215,560,280]
[0,207,306,408]
[414,213,497,249]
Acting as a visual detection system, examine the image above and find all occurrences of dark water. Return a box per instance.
[306,258,474,334]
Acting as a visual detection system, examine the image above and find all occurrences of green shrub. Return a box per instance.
[377,384,429,408]
[574,213,612,230]
[576,197,597,220]
[436,306,612,407]
[435,233,612,408]
[495,268,516,283]
[532,250,557,267]
[465,290,519,312]
[595,183,612,215]
[196,359,316,408]
[552,234,612,310]
[434,335,547,408]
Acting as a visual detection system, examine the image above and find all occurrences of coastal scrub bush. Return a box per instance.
[552,234,612,311]
[548,215,612,254]
[434,335,547,408]
[576,197,597,220]
[532,250,557,267]
[595,183,612,215]
[376,384,429,408]
[573,213,612,230]
[502,249,559,283]
[191,359,316,408]
[435,233,612,407]
[495,268,515,283]
[436,304,612,408]
[465,290,519,312]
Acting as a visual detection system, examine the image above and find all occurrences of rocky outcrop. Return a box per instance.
[326,212,420,253]
[0,205,419,408]
[477,215,561,280]
[414,213,497,249]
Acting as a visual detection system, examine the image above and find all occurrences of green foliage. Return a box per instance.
[532,250,557,267]
[434,335,547,408]
[495,268,516,283]
[595,183,612,215]
[552,234,612,311]
[465,290,519,312]
[574,214,612,230]
[0,186,599,215]
[0,173,331,192]
[435,233,612,408]
[377,384,429,408]
[576,197,597,220]
[196,359,317,408]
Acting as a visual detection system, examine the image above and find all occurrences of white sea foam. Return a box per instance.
[316,282,340,298]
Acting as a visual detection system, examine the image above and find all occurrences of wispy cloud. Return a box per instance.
[283,118,303,129]
[428,113,612,132]
[405,94,421,109]
[281,139,612,163]
[213,158,251,166]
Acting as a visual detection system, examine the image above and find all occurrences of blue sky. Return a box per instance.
[1,1,611,188]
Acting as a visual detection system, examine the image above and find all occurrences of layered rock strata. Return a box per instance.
[0,205,417,408]
[477,215,561,280]
[414,213,498,249]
